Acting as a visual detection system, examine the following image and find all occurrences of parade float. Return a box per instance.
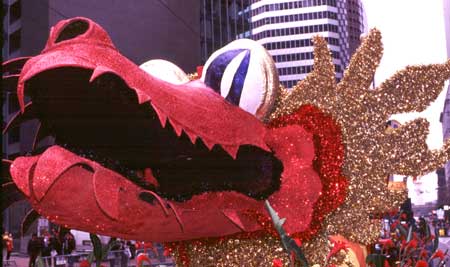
[3,17,450,266]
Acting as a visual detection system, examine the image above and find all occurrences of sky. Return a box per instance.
[361,0,449,204]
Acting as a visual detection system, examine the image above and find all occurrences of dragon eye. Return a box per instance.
[55,19,89,43]
[201,39,278,121]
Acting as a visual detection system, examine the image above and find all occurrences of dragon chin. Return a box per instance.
[9,17,347,242]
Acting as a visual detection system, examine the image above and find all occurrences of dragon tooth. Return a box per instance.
[151,103,167,128]
[135,90,151,104]
[168,118,183,137]
[202,138,215,151]
[184,129,198,145]
[89,65,116,83]
[221,145,239,159]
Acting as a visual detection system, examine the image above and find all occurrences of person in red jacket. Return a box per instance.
[3,232,14,261]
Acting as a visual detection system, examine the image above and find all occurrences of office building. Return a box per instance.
[439,0,450,207]
[250,0,365,88]
[200,0,251,62]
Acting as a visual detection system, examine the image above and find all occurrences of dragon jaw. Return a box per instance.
[7,17,346,242]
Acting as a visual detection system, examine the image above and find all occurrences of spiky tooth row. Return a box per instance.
[149,101,241,159]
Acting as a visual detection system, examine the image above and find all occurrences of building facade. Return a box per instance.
[439,0,450,207]
[200,0,252,63]
[249,0,364,88]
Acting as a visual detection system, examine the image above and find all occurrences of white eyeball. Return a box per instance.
[201,39,279,121]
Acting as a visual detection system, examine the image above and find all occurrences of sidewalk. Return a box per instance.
[4,253,175,267]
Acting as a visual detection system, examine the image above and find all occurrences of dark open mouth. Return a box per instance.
[26,68,283,201]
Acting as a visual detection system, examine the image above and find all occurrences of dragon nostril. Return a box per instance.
[55,19,89,43]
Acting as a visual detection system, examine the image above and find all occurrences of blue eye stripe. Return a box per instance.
[225,50,251,106]
[204,49,246,94]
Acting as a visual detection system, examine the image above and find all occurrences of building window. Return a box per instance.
[8,126,20,144]
[9,0,21,24]
[9,29,21,54]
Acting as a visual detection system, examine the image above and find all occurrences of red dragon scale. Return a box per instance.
[9,17,347,242]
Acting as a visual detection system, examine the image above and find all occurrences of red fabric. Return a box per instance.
[10,17,347,243]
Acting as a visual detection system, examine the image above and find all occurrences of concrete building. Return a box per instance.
[249,0,364,88]
[439,0,450,206]
[23,0,202,72]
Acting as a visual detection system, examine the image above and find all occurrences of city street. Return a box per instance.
[4,252,175,267]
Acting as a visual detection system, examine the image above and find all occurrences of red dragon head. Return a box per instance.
[5,17,346,243]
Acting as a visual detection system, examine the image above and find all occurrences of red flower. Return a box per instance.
[294,238,302,247]
[415,260,428,267]
[326,240,349,260]
[79,260,90,267]
[136,253,151,267]
[406,239,418,249]
[431,249,446,260]
[272,258,283,267]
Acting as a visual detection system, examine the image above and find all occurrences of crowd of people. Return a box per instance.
[2,228,171,267]
[27,229,76,267]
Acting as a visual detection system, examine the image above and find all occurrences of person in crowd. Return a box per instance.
[126,240,136,259]
[41,229,53,267]
[4,232,14,262]
[62,232,76,267]
[28,233,44,267]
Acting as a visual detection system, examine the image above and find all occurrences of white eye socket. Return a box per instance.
[201,39,279,121]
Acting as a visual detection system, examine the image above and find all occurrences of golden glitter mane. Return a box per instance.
[172,29,450,266]
[270,29,450,264]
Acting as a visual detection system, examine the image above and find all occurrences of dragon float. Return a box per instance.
[3,17,450,266]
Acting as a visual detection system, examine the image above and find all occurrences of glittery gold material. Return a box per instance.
[170,29,450,266]
[170,235,292,267]
[271,28,450,250]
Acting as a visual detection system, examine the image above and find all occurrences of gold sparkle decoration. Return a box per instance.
[171,235,293,267]
[171,29,449,266]
[271,28,450,251]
